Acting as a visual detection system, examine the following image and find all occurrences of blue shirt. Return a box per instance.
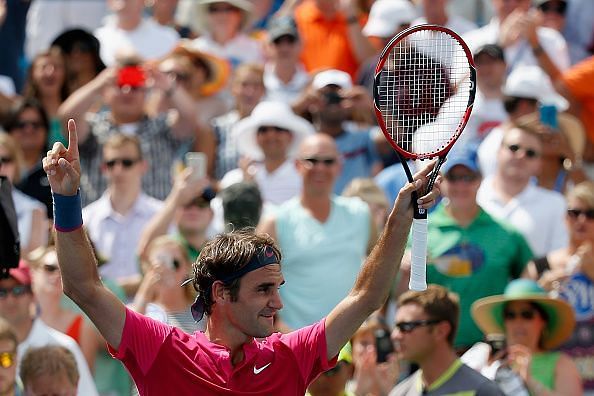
[334,128,381,194]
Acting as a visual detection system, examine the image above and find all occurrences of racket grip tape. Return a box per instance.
[409,218,428,291]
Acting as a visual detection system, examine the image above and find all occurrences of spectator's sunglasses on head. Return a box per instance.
[0,285,31,299]
[394,319,441,333]
[538,1,567,15]
[104,158,140,169]
[0,352,15,369]
[567,208,594,220]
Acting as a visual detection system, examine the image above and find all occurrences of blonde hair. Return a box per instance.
[20,345,79,388]
[0,132,25,183]
[567,181,594,208]
[103,133,143,159]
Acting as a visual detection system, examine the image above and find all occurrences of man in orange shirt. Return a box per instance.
[293,0,375,79]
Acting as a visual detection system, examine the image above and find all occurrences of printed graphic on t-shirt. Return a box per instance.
[431,242,485,277]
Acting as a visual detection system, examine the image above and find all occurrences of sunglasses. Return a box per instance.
[184,198,211,209]
[257,126,290,134]
[208,4,238,13]
[0,156,13,165]
[104,158,139,169]
[445,173,479,183]
[0,285,31,299]
[0,352,15,369]
[300,157,338,168]
[394,319,440,333]
[273,35,298,46]
[567,208,594,220]
[539,1,566,14]
[506,144,540,159]
[503,309,537,321]
[16,120,44,130]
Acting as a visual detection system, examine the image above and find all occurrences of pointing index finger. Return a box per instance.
[67,119,79,157]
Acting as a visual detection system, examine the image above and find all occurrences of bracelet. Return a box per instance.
[53,190,83,232]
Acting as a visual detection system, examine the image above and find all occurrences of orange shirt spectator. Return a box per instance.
[294,0,370,79]
[562,56,594,142]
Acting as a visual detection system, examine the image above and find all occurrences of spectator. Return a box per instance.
[412,0,477,35]
[0,317,20,396]
[0,0,30,93]
[538,181,594,392]
[296,69,382,194]
[307,344,354,396]
[220,101,314,206]
[4,99,53,218]
[22,49,70,147]
[83,133,164,298]
[343,178,390,234]
[448,0,494,26]
[477,124,569,257]
[25,0,108,62]
[469,279,582,395]
[258,133,375,331]
[293,0,375,79]
[137,167,213,264]
[190,0,264,68]
[207,63,265,179]
[153,41,230,125]
[389,285,503,395]
[50,29,106,94]
[263,16,310,104]
[132,236,200,333]
[94,0,179,67]
[20,345,79,396]
[0,132,47,255]
[43,117,440,393]
[535,0,567,33]
[562,0,594,64]
[58,58,198,204]
[399,148,532,352]
[0,260,97,395]
[148,0,197,39]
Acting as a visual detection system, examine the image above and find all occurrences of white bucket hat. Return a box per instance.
[363,0,417,38]
[234,101,316,160]
[503,65,569,111]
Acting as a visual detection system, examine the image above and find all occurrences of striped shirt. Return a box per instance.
[212,110,241,180]
[78,112,189,205]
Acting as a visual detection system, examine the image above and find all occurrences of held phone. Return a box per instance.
[185,152,207,179]
[486,333,506,357]
[375,328,395,363]
[539,104,559,131]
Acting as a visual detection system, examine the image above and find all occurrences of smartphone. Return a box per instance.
[375,328,395,363]
[539,104,558,131]
[486,333,506,357]
[185,152,207,179]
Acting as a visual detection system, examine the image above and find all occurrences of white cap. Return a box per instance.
[312,69,353,90]
[363,0,417,38]
[503,65,569,111]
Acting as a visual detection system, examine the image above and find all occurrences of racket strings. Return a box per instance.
[378,29,472,157]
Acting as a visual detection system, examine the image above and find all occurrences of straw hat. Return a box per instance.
[167,40,230,96]
[233,101,315,161]
[471,279,575,350]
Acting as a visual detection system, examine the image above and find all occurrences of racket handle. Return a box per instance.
[409,218,428,291]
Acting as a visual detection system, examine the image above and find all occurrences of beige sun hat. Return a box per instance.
[194,0,254,33]
[471,279,575,350]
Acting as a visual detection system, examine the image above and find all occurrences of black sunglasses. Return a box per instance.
[104,158,139,169]
[0,285,31,299]
[184,198,211,209]
[273,35,298,46]
[394,319,440,333]
[539,1,566,14]
[503,309,537,321]
[506,144,540,159]
[300,157,337,167]
[445,173,479,183]
[257,126,290,134]
[0,156,13,165]
[567,208,594,220]
[16,120,44,130]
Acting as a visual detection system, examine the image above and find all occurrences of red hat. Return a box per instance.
[8,260,31,285]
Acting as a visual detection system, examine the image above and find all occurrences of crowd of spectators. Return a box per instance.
[0,0,593,394]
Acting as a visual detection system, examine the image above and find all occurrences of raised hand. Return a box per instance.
[393,160,442,218]
[42,119,81,196]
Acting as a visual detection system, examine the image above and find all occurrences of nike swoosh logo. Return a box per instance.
[253,362,272,374]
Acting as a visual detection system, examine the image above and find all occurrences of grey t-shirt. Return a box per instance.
[390,361,504,396]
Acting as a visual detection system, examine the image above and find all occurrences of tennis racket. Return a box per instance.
[373,24,476,291]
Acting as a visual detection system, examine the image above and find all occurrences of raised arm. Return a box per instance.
[43,119,126,349]
[325,162,441,359]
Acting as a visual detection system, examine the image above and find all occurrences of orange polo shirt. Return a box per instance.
[563,57,594,143]
[294,0,360,79]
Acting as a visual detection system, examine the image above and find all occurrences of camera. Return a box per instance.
[375,328,394,363]
[324,91,343,105]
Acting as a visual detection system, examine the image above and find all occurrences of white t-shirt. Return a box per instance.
[95,17,179,66]
[462,92,507,147]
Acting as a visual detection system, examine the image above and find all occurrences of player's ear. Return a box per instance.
[212,281,228,303]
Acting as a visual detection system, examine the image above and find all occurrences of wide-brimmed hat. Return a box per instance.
[234,101,315,160]
[194,0,254,33]
[471,279,575,350]
[167,40,230,96]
